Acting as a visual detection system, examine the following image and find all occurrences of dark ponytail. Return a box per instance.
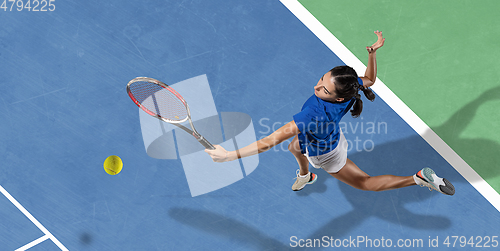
[359,85,376,101]
[329,66,376,118]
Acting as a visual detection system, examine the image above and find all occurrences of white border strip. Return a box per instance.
[15,235,50,251]
[280,0,500,212]
[0,185,69,251]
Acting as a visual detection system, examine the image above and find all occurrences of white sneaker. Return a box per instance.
[415,167,455,195]
[292,169,317,191]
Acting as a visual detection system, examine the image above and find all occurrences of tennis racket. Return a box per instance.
[127,77,215,150]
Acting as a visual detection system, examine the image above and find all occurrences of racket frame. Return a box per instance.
[127,77,215,150]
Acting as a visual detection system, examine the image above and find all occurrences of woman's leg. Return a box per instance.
[288,135,310,176]
[331,158,416,191]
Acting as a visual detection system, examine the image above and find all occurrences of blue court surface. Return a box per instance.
[1,0,499,250]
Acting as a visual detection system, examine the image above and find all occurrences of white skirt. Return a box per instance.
[305,130,348,173]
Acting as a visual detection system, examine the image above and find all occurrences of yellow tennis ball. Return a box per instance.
[103,155,123,175]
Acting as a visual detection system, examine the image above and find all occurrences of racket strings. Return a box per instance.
[129,81,188,122]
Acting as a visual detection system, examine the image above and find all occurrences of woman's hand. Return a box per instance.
[366,30,385,53]
[205,145,230,162]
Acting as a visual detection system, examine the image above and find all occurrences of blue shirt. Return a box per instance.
[292,78,362,156]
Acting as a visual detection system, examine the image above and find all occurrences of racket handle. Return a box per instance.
[198,137,215,150]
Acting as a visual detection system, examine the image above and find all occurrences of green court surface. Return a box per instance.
[299,0,500,193]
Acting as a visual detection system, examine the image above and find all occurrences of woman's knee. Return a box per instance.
[288,138,301,155]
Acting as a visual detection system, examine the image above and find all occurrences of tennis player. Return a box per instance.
[205,31,454,196]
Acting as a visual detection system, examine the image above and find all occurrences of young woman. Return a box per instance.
[205,31,455,196]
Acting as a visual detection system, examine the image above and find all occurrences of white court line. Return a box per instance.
[280,0,500,213]
[15,235,50,251]
[0,185,69,251]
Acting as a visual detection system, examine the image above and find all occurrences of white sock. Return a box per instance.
[299,173,309,178]
[413,174,424,186]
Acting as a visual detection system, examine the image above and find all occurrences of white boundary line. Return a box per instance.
[280,0,500,212]
[15,235,50,251]
[0,185,69,251]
